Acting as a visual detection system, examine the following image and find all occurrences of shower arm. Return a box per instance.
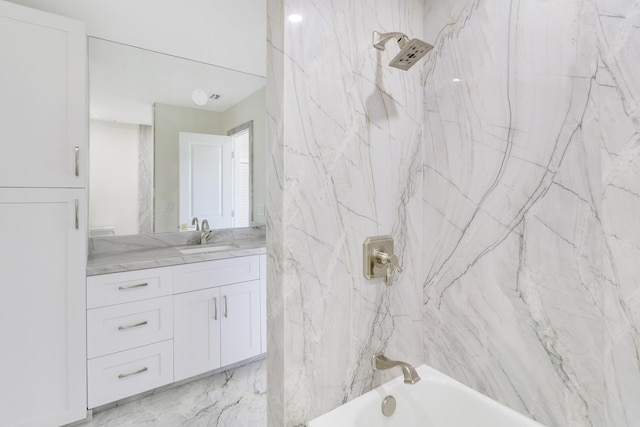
[372,31,410,51]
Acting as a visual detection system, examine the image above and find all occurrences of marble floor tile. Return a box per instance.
[77,359,266,427]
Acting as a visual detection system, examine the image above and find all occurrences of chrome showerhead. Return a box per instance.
[372,31,433,71]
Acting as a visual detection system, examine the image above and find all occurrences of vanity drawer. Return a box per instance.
[87,340,173,409]
[173,255,260,294]
[87,267,173,308]
[87,296,173,358]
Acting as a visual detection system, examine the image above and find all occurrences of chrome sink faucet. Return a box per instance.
[200,219,212,245]
[191,216,200,231]
[372,353,421,384]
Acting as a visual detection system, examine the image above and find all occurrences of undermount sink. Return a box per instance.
[179,245,237,255]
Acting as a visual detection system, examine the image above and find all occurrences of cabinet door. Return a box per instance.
[220,280,261,366]
[0,188,87,427]
[174,288,221,381]
[0,1,86,188]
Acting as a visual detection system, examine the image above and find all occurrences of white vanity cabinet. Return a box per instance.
[173,256,262,381]
[86,254,266,407]
[86,267,174,409]
[0,2,88,426]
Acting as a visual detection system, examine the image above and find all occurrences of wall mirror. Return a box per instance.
[88,37,266,236]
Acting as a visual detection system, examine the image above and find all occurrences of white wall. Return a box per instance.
[89,120,139,235]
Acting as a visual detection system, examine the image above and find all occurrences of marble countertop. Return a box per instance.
[87,228,266,276]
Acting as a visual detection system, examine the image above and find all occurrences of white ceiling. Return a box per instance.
[6,0,266,77]
[89,38,265,125]
[7,0,266,125]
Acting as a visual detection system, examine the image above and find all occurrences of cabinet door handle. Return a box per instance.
[74,199,79,229]
[212,297,218,320]
[118,320,148,330]
[223,295,228,318]
[74,146,80,177]
[118,282,149,290]
[118,367,148,379]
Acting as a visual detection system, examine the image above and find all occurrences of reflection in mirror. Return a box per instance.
[88,37,266,236]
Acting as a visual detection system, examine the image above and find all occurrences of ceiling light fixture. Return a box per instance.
[192,89,221,106]
[288,14,303,23]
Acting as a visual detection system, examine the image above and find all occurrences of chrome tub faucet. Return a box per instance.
[372,353,421,384]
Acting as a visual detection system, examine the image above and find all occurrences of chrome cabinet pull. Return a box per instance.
[212,297,218,320]
[118,282,149,291]
[118,367,148,379]
[74,199,79,229]
[74,147,79,177]
[223,295,228,318]
[118,320,148,330]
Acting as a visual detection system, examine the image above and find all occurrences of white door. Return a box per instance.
[173,288,221,381]
[220,280,261,366]
[0,188,87,427]
[179,132,232,229]
[0,1,86,188]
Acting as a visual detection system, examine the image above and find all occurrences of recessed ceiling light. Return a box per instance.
[288,14,303,23]
[452,77,462,82]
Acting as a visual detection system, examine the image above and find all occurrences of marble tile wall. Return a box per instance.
[422,0,640,426]
[267,0,426,425]
[598,0,640,425]
[269,0,640,426]
[138,124,153,235]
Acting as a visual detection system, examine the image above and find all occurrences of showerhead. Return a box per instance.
[372,31,433,71]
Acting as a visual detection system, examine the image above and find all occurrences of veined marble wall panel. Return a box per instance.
[267,0,426,424]
[598,0,640,425]
[423,1,603,426]
[138,124,153,235]
[266,0,285,425]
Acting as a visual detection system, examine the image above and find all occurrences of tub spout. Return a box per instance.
[372,353,421,384]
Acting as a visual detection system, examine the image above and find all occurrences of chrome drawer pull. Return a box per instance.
[118,321,148,330]
[74,199,79,229]
[118,367,148,379]
[212,297,218,320]
[75,146,80,177]
[118,282,149,290]
[223,295,228,318]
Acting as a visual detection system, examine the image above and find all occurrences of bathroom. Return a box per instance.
[0,0,638,426]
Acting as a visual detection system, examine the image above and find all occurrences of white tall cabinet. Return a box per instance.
[0,1,87,426]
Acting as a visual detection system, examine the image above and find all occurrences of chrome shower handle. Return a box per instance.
[374,250,403,286]
[363,235,403,286]
[374,251,403,272]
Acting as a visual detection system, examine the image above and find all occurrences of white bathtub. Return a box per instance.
[308,364,546,427]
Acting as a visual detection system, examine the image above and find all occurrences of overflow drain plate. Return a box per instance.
[381,395,396,417]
